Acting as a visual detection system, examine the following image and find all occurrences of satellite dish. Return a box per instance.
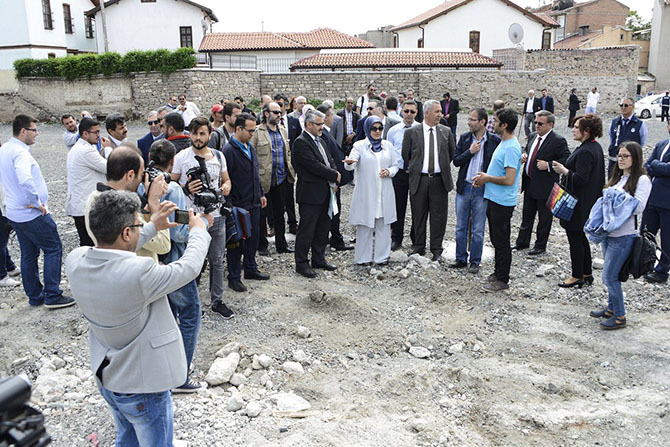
[508,23,524,44]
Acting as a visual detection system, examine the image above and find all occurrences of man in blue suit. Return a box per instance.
[540,89,554,113]
[137,110,164,164]
[644,121,670,284]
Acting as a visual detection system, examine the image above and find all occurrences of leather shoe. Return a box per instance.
[228,279,247,292]
[410,248,425,256]
[296,265,317,278]
[431,253,442,262]
[449,260,467,269]
[331,243,354,251]
[276,246,294,254]
[244,270,270,280]
[644,271,667,283]
[288,226,298,235]
[528,247,546,256]
[312,261,337,271]
[257,248,271,257]
[511,244,528,251]
[391,241,402,251]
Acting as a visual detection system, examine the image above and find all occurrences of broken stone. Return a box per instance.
[205,352,240,385]
[409,346,431,359]
[296,326,311,339]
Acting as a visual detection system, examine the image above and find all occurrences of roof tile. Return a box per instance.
[290,51,502,70]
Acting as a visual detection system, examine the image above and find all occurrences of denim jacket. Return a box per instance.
[584,187,639,244]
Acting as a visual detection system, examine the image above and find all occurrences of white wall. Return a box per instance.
[648,1,670,88]
[210,49,319,72]
[395,0,547,55]
[93,0,211,53]
[64,0,98,54]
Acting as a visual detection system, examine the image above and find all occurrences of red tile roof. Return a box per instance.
[200,28,374,52]
[290,50,502,70]
[390,0,558,31]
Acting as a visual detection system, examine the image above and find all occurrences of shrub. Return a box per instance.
[13,48,197,79]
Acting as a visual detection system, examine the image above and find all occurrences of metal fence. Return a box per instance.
[207,54,299,72]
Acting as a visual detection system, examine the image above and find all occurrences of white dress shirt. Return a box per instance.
[525,98,535,114]
[525,131,550,176]
[66,138,107,217]
[0,137,48,222]
[421,122,441,174]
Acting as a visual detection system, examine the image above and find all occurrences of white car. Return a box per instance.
[635,94,664,119]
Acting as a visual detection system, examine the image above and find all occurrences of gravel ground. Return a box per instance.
[0,115,669,447]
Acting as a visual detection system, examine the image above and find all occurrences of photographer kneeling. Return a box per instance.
[66,190,211,446]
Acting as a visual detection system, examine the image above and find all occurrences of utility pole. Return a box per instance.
[100,0,109,53]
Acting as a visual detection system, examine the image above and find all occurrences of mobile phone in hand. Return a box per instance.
[174,209,190,225]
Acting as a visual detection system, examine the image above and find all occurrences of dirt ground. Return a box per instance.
[0,117,669,447]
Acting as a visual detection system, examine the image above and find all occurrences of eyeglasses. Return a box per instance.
[367,107,374,111]
[403,109,417,114]
[311,122,324,127]
[534,121,546,126]
[147,120,160,125]
[617,153,631,159]
[619,104,632,108]
[277,102,284,107]
[23,128,38,132]
[269,110,282,115]
[243,127,256,134]
[370,126,383,132]
[127,222,144,229]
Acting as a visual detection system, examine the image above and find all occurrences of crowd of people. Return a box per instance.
[0,85,668,446]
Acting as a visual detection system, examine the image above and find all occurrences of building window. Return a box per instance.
[393,34,398,48]
[469,31,480,53]
[48,53,56,59]
[85,15,95,38]
[579,25,589,35]
[42,0,53,30]
[180,26,193,48]
[620,34,625,40]
[417,38,423,48]
[542,31,551,49]
[63,4,73,34]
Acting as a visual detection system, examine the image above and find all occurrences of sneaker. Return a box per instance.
[211,301,235,319]
[7,268,20,277]
[44,296,76,309]
[172,378,202,394]
[468,263,480,274]
[600,315,627,330]
[0,276,20,287]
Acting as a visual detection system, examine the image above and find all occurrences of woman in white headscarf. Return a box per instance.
[344,115,398,265]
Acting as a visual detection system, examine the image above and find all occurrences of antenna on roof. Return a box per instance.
[508,23,524,47]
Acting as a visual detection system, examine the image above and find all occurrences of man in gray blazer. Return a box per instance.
[323,100,344,148]
[66,190,212,446]
[402,100,454,261]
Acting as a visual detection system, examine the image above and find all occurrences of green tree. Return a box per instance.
[626,10,650,32]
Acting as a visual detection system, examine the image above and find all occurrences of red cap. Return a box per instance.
[211,104,223,114]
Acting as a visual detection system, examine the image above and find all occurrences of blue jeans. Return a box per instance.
[0,214,17,279]
[455,183,488,265]
[167,279,200,373]
[100,387,173,447]
[601,234,636,317]
[10,214,63,305]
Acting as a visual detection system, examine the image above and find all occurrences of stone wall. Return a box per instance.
[6,46,639,121]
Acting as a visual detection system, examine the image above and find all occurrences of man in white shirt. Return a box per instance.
[177,94,200,127]
[586,87,600,114]
[356,84,377,118]
[67,118,108,247]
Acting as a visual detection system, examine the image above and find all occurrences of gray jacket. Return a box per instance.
[66,225,211,393]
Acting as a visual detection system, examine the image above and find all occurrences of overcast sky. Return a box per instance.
[200,0,653,35]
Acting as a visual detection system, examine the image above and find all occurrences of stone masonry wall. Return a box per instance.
[9,47,638,121]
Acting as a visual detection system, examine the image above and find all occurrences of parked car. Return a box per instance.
[635,94,664,119]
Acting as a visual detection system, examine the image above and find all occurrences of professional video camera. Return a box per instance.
[145,160,171,185]
[185,155,232,216]
[0,377,51,447]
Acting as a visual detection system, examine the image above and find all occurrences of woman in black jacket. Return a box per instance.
[552,114,605,287]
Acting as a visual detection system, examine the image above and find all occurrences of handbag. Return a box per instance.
[619,217,665,282]
[546,175,578,221]
[226,207,251,247]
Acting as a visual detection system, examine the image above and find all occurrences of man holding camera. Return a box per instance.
[222,113,270,293]
[171,117,234,319]
[67,190,211,447]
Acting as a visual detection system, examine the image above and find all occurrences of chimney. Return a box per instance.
[552,0,574,10]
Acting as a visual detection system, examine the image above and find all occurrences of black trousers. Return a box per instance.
[227,206,260,281]
[662,107,669,122]
[329,188,344,246]
[568,110,577,127]
[516,191,553,250]
[285,183,297,228]
[295,198,330,267]
[487,200,514,284]
[410,174,448,255]
[73,216,94,247]
[258,195,270,252]
[268,181,289,251]
[565,229,592,278]
[391,170,413,245]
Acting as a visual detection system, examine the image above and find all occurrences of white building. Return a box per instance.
[0,0,97,70]
[649,0,670,89]
[390,0,558,56]
[85,0,217,54]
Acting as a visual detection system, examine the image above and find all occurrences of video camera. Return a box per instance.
[0,377,51,447]
[145,160,171,185]
[185,155,232,216]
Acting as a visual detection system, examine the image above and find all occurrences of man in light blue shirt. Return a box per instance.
[0,115,74,309]
[386,100,420,251]
[473,108,522,292]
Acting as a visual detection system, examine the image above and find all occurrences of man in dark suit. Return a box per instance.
[402,100,455,261]
[522,90,542,138]
[568,88,580,127]
[514,111,569,255]
[540,89,554,113]
[317,104,353,251]
[338,97,360,155]
[137,110,163,164]
[643,121,670,283]
[406,89,423,123]
[440,92,460,136]
[355,99,380,142]
[661,91,670,123]
[291,110,341,278]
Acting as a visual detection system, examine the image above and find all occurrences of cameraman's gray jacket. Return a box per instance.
[65,224,211,393]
